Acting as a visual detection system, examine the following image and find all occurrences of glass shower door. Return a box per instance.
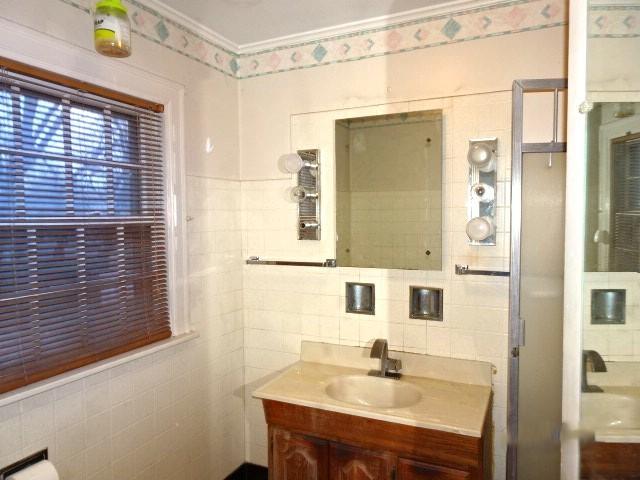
[516,152,566,480]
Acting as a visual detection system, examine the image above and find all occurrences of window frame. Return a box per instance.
[0,18,190,379]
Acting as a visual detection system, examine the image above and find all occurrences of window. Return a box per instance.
[0,64,170,394]
[610,133,640,272]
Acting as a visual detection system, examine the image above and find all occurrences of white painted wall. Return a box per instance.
[239,27,568,480]
[0,2,245,479]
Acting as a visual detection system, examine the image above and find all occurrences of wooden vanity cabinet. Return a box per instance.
[581,442,640,479]
[264,400,490,480]
[329,443,396,480]
[271,428,329,479]
[397,458,471,480]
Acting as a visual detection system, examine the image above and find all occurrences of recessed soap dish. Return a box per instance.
[591,289,625,325]
[346,282,375,315]
[410,286,443,321]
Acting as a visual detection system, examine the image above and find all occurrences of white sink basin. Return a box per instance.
[581,393,640,431]
[325,375,422,409]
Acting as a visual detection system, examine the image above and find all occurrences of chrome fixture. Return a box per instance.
[455,264,510,277]
[368,339,402,379]
[507,78,568,480]
[299,220,319,230]
[245,257,336,267]
[410,286,443,321]
[582,350,607,393]
[591,289,626,325]
[467,138,498,245]
[346,282,375,315]
[289,185,318,201]
[282,149,321,240]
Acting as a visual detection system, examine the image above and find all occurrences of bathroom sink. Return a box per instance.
[325,375,422,409]
[581,393,640,430]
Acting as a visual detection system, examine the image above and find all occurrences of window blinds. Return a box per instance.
[0,68,171,394]
[610,134,640,273]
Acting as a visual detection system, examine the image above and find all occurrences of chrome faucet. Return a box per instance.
[582,350,607,393]
[368,339,402,379]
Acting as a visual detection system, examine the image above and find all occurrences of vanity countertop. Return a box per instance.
[253,342,493,438]
[583,384,640,443]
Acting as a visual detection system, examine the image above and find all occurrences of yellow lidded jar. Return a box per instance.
[94,0,131,58]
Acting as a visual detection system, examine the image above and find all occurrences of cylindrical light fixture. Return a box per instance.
[299,221,319,230]
[466,216,495,242]
[471,183,495,203]
[467,142,496,172]
[289,186,318,202]
[279,153,318,174]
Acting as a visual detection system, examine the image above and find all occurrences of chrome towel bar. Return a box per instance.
[455,264,510,277]
[246,257,336,267]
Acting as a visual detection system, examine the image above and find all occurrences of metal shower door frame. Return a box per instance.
[508,78,568,480]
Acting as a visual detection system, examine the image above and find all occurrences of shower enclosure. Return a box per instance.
[508,79,568,480]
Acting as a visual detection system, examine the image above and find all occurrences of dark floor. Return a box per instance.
[225,463,268,480]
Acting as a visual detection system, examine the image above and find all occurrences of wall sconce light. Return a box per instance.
[279,153,319,174]
[467,141,496,172]
[466,216,495,242]
[466,138,498,245]
[279,150,321,240]
[471,183,494,203]
[289,186,318,202]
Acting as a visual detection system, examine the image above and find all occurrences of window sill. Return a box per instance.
[0,331,200,408]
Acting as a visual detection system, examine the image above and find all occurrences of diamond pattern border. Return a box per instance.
[58,0,569,79]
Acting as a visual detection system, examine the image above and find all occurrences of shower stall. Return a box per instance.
[508,79,568,480]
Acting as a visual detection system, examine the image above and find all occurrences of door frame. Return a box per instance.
[508,78,568,480]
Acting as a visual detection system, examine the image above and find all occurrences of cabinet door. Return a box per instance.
[397,458,471,480]
[329,443,396,480]
[271,427,329,480]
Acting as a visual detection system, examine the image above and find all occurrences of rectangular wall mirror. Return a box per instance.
[335,110,443,270]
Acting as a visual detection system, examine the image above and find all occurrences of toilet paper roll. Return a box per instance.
[6,461,59,480]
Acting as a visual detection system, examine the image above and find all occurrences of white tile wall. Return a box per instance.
[0,176,245,480]
[0,2,246,478]
[242,91,512,479]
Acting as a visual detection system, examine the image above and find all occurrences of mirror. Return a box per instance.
[585,102,640,274]
[581,100,640,473]
[335,110,443,270]
[580,0,640,470]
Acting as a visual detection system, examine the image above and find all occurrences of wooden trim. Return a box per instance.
[0,329,172,394]
[0,55,164,113]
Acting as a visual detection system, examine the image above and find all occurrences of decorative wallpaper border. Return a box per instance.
[60,0,238,77]
[60,0,569,79]
[589,4,640,38]
[237,0,567,78]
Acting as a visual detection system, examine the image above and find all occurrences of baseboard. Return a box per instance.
[225,463,268,480]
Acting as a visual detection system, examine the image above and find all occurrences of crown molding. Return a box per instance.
[235,0,511,54]
[138,0,240,53]
[146,0,516,56]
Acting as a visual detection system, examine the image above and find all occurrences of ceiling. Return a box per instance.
[158,0,456,47]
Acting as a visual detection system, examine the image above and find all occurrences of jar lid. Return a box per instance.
[95,0,128,14]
